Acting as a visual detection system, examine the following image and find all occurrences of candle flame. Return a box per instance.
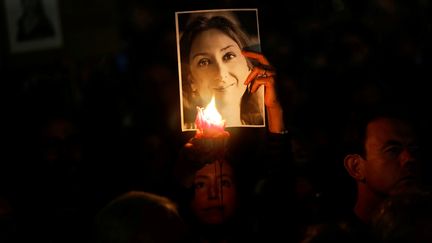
[195,96,229,138]
[202,97,224,126]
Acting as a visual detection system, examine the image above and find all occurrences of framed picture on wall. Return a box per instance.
[3,0,62,53]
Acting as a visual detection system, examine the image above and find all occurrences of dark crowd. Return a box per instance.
[1,0,432,242]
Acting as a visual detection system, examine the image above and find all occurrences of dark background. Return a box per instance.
[1,0,431,242]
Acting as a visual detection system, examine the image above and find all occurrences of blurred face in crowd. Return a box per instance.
[361,117,421,196]
[189,28,249,124]
[41,118,82,166]
[191,160,237,225]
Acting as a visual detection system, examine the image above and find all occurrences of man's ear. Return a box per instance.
[344,154,365,182]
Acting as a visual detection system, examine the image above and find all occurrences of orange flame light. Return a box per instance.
[195,96,230,138]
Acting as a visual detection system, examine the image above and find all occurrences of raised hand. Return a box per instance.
[242,50,286,133]
[242,50,279,109]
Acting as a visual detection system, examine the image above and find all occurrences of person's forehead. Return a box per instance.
[195,161,233,176]
[366,117,415,141]
[190,29,237,52]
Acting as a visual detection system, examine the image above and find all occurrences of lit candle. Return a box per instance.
[176,97,230,187]
[192,96,230,160]
[194,96,230,139]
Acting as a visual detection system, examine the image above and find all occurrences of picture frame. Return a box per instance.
[4,0,63,53]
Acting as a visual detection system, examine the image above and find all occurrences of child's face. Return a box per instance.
[191,160,237,224]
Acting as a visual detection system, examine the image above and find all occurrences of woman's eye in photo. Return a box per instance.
[198,58,211,67]
[223,52,236,62]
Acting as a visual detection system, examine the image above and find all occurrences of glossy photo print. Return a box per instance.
[176,9,265,131]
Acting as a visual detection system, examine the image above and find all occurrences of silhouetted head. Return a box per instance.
[95,191,186,243]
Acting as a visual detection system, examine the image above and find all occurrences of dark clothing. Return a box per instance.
[339,210,378,243]
[298,210,378,243]
[251,132,298,242]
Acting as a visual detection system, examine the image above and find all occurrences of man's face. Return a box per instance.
[191,160,237,225]
[362,117,421,195]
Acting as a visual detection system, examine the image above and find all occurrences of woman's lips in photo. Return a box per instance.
[213,83,235,92]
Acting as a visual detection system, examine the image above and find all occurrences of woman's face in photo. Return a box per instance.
[189,29,250,109]
[191,160,237,225]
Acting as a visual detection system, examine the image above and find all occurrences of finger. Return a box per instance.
[245,67,276,87]
[250,79,266,93]
[261,69,276,78]
[250,74,276,93]
[242,50,270,65]
[244,66,261,85]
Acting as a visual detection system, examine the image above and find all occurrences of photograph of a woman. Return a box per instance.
[176,9,265,131]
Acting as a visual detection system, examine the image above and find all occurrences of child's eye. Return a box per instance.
[194,181,205,189]
[221,179,232,187]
